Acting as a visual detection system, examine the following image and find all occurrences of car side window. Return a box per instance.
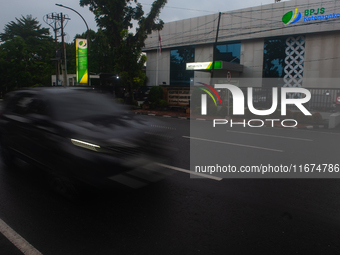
[26,99,49,116]
[7,94,34,115]
[7,94,49,117]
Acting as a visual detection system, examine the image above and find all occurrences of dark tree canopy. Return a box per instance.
[0,15,54,92]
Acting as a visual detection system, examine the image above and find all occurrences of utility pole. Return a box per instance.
[211,12,222,83]
[43,12,70,86]
[54,18,60,85]
[60,13,70,86]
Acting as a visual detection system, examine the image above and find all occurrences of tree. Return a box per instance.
[0,15,54,92]
[79,0,167,102]
[0,15,50,42]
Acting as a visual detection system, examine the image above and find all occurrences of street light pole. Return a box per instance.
[55,4,90,86]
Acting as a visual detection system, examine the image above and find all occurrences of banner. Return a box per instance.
[76,38,88,84]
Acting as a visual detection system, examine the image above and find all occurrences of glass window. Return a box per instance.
[263,36,305,88]
[215,43,241,64]
[263,38,287,80]
[170,46,195,86]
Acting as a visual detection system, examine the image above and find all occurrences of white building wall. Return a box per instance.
[145,0,340,52]
[144,0,340,87]
[146,49,170,86]
[51,74,77,86]
[303,31,340,88]
[240,39,264,87]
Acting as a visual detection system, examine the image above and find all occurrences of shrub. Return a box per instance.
[296,112,308,123]
[157,99,168,108]
[268,109,281,120]
[115,98,125,104]
[208,104,218,116]
[312,112,323,123]
[192,106,201,115]
[148,86,163,103]
[293,111,300,120]
[286,109,294,118]
[244,108,256,119]
[218,106,233,117]
[218,106,229,117]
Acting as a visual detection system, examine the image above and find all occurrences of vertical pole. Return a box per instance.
[211,12,222,84]
[156,47,159,86]
[54,18,59,86]
[60,13,68,86]
[87,32,90,86]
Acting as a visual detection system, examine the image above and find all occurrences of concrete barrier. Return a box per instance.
[328,112,340,128]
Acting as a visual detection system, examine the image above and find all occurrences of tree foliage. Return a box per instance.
[0,15,54,92]
[79,0,167,101]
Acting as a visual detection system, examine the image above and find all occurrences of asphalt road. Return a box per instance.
[1,115,340,254]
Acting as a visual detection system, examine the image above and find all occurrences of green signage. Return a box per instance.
[76,39,88,84]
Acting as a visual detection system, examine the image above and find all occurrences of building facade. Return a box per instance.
[143,0,340,89]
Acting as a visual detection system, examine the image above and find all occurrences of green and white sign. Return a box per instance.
[186,61,222,70]
[76,38,88,84]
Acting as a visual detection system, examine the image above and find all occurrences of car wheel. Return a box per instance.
[48,175,79,200]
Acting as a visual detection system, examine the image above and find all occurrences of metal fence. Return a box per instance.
[239,87,340,112]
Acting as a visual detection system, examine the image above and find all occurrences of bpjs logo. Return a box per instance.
[282,8,302,25]
[197,84,311,128]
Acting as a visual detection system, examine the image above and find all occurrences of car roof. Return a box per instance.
[7,87,95,97]
[16,86,93,93]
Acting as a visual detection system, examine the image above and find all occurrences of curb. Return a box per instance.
[293,125,327,130]
[135,111,191,120]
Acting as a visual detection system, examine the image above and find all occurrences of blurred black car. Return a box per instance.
[0,87,172,198]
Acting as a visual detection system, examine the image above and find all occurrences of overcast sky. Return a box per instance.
[1,0,288,43]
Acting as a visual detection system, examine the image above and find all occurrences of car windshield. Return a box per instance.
[49,92,122,121]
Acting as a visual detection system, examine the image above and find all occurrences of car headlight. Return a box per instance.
[71,139,100,152]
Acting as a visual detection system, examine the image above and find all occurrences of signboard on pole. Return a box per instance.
[76,38,88,84]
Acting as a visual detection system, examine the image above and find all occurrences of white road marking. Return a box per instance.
[0,218,42,255]
[183,136,283,152]
[155,163,222,181]
[150,125,176,130]
[225,130,313,141]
